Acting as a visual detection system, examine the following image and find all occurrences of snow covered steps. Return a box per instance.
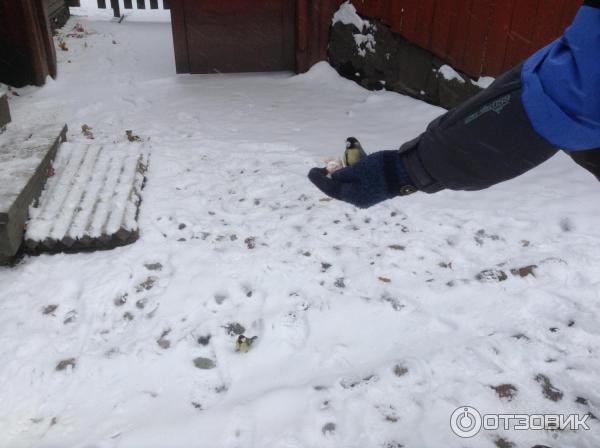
[0,123,67,260]
[24,141,149,253]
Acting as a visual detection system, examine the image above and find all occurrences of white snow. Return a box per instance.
[438,65,466,84]
[333,2,376,57]
[354,33,377,57]
[1,18,600,448]
[332,1,367,31]
[475,76,496,89]
[439,66,495,90]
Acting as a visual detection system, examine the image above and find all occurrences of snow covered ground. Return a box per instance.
[1,18,600,448]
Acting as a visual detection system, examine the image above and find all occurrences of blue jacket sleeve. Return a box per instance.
[521,2,600,151]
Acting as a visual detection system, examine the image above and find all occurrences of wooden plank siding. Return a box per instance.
[171,0,296,74]
[47,0,66,16]
[346,0,583,78]
[46,0,71,29]
[295,0,582,76]
[483,0,517,75]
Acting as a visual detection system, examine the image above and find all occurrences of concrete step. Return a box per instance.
[24,141,149,253]
[0,92,10,129]
[0,123,67,260]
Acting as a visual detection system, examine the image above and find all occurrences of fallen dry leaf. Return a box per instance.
[510,265,537,278]
[535,373,563,402]
[81,124,94,139]
[56,358,76,371]
[126,130,142,142]
[491,384,518,401]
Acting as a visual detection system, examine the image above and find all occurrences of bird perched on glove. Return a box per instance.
[309,137,418,209]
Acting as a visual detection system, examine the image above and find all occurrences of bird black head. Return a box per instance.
[346,137,361,149]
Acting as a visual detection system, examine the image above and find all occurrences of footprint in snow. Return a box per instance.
[189,329,230,409]
[340,374,379,390]
[277,310,310,350]
[221,407,256,448]
[152,215,193,241]
[140,260,171,309]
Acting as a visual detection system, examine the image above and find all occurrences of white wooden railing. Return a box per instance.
[71,0,171,21]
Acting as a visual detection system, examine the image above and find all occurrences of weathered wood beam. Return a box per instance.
[0,0,57,87]
[169,0,190,74]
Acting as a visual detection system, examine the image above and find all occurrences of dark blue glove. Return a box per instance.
[308,150,417,208]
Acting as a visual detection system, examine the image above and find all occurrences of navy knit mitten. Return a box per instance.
[308,150,416,208]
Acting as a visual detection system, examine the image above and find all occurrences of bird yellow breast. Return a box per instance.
[345,148,364,167]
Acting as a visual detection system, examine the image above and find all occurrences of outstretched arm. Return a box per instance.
[309,2,600,208]
[309,65,558,207]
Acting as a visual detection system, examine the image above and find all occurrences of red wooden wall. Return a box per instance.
[299,0,583,77]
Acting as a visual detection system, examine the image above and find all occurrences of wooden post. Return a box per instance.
[295,0,344,73]
[0,0,57,87]
[296,0,309,72]
[169,0,190,73]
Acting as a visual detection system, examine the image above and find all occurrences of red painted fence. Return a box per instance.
[172,0,584,77]
[299,0,583,77]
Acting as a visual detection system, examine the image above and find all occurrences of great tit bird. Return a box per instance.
[343,137,367,167]
[235,335,258,353]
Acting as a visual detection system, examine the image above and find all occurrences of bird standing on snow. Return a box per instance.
[235,335,258,353]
